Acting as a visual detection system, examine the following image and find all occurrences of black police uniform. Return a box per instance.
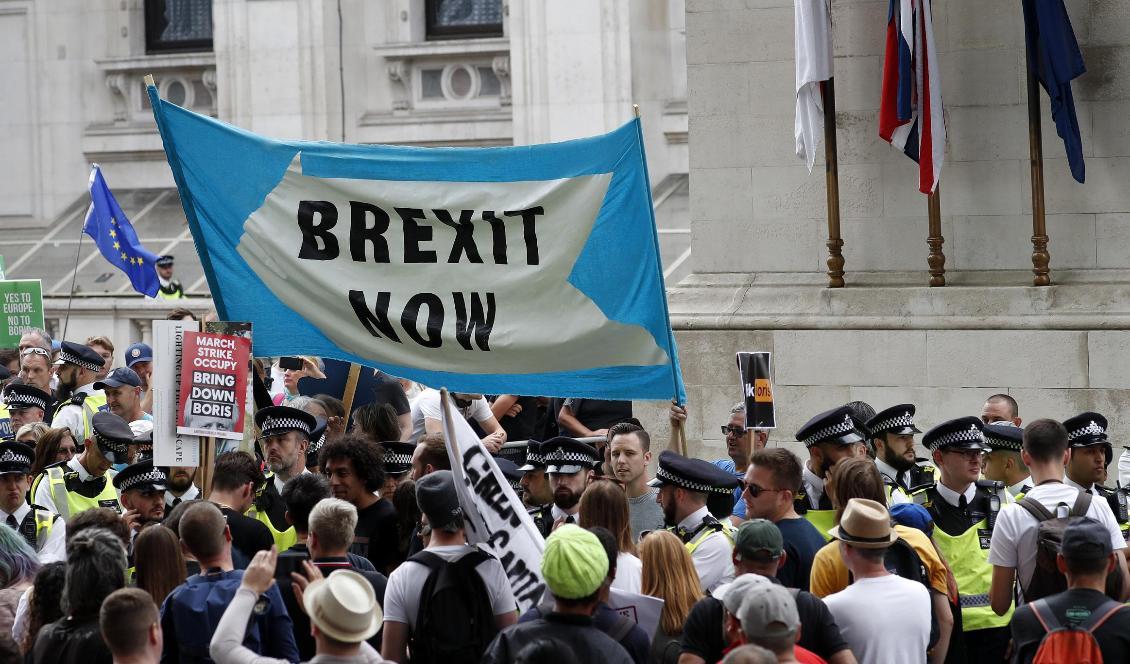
[867,404,936,495]
[1065,412,1130,543]
[520,441,554,538]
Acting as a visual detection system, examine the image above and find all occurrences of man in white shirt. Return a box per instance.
[988,417,1130,615]
[649,450,739,592]
[381,470,517,663]
[824,498,931,664]
[409,388,506,450]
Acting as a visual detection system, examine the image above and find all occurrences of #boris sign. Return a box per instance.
[149,84,685,402]
[176,331,250,440]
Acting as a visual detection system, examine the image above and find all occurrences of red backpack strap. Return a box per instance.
[1029,599,1061,634]
[1081,599,1126,633]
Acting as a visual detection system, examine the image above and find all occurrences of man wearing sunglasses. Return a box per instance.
[18,347,53,395]
[910,417,1014,664]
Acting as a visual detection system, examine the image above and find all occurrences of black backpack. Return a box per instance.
[409,548,499,664]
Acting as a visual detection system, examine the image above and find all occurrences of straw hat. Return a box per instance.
[828,498,899,549]
[302,569,383,643]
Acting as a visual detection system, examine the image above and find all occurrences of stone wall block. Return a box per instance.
[775,330,927,386]
[926,330,1088,388]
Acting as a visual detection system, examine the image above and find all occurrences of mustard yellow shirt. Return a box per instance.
[809,524,952,600]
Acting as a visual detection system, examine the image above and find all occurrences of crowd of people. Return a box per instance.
[1,315,1129,664]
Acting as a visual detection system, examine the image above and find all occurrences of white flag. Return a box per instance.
[795,0,834,171]
[439,389,547,612]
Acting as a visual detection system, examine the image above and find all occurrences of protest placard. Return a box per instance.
[176,330,250,441]
[737,352,776,429]
[203,321,255,456]
[608,588,665,639]
[153,320,201,467]
[439,388,547,613]
[0,280,44,348]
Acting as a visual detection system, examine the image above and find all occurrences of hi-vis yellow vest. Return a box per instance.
[682,518,736,555]
[933,518,1013,631]
[53,392,109,441]
[245,474,297,551]
[36,464,120,519]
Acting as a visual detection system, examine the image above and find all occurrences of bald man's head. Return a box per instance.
[982,394,1020,427]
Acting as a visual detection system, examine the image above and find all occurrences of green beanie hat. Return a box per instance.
[541,524,609,599]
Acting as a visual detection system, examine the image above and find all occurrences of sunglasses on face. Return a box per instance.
[721,425,746,436]
[741,481,782,498]
[20,348,49,358]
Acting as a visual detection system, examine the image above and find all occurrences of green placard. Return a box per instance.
[0,280,44,348]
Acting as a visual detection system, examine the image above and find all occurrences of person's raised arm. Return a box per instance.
[209,548,287,664]
[557,402,596,438]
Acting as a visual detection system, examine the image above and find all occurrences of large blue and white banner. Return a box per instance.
[148,83,684,401]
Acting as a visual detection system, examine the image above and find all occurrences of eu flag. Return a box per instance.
[83,165,162,297]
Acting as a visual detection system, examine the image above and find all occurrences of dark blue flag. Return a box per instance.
[83,165,162,296]
[1023,0,1086,183]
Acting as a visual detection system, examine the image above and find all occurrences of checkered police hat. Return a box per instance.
[983,422,1024,452]
[923,417,987,452]
[866,404,922,437]
[1064,412,1109,448]
[54,341,105,372]
[519,440,546,472]
[3,384,50,412]
[543,437,599,475]
[796,406,865,448]
[495,441,528,468]
[255,406,316,439]
[381,441,415,475]
[648,450,741,494]
[112,459,167,493]
[91,411,134,455]
[305,417,328,469]
[0,442,34,475]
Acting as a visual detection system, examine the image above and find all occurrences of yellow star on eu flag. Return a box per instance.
[109,229,117,239]
[120,252,128,261]
[137,256,144,265]
[113,241,120,250]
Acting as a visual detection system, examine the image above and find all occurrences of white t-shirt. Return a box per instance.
[612,551,642,594]
[409,389,493,441]
[988,481,1125,596]
[383,544,517,629]
[824,574,930,664]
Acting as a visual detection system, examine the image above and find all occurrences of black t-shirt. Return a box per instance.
[219,506,274,563]
[560,399,632,435]
[492,395,540,441]
[775,517,828,592]
[680,580,848,662]
[351,498,401,573]
[1011,588,1130,664]
[279,555,387,660]
[373,372,410,416]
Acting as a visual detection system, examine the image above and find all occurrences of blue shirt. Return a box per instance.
[774,517,828,592]
[712,459,747,520]
[160,569,299,663]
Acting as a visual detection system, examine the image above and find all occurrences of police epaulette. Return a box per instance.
[67,393,88,407]
[910,486,932,507]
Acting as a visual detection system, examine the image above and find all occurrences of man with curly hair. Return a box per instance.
[320,434,401,573]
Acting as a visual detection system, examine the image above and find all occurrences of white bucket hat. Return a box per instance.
[302,569,383,643]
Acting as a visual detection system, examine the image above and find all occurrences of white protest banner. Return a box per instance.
[608,588,665,640]
[439,388,546,612]
[153,319,201,467]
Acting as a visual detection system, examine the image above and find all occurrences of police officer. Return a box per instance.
[130,420,154,463]
[982,423,1032,498]
[247,405,315,550]
[113,459,168,536]
[52,341,109,441]
[380,440,415,499]
[305,417,328,473]
[3,383,51,434]
[32,410,128,519]
[794,406,864,539]
[912,417,1013,664]
[867,404,934,504]
[543,437,599,528]
[155,255,185,299]
[0,441,64,561]
[1063,412,1129,543]
[496,457,525,495]
[520,441,554,536]
[649,449,739,592]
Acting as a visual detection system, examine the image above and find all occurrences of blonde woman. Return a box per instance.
[640,530,703,664]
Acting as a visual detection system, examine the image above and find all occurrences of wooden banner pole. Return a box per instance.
[927,185,946,286]
[822,78,845,288]
[340,363,362,432]
[1024,40,1051,286]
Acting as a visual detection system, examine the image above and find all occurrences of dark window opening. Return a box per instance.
[145,0,213,54]
[425,0,503,40]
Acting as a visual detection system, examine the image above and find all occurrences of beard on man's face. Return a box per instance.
[553,485,581,511]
